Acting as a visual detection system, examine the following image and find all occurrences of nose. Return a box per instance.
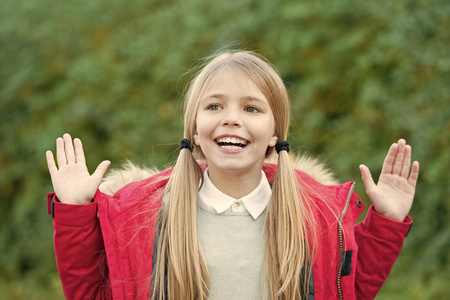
[221,108,242,127]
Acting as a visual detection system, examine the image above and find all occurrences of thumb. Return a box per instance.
[359,164,376,198]
[92,160,111,181]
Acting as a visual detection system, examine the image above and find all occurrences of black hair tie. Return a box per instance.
[180,139,193,152]
[275,141,289,154]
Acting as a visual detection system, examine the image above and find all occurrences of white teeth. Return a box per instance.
[216,137,247,144]
[221,145,241,150]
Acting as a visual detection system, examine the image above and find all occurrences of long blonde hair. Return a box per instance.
[151,51,316,300]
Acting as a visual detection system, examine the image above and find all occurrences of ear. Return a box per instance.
[268,135,278,147]
[193,134,200,146]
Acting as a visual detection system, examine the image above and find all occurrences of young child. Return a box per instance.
[46,51,419,300]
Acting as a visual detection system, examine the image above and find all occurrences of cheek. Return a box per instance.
[264,118,277,146]
[194,116,211,143]
[261,117,276,136]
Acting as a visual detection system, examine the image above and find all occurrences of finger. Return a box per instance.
[74,138,86,165]
[380,143,397,175]
[63,133,76,164]
[392,139,406,175]
[56,137,67,167]
[400,144,412,178]
[92,160,111,181]
[360,164,377,198]
[46,150,58,176]
[408,161,420,188]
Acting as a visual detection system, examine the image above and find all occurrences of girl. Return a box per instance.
[46,51,419,300]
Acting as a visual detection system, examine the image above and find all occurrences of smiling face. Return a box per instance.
[193,69,278,179]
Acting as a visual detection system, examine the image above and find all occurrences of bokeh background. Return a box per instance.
[1,0,449,299]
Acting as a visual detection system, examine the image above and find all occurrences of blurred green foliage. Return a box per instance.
[0,0,449,299]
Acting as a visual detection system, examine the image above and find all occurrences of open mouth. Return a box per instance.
[215,137,249,149]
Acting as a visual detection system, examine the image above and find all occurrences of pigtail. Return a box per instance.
[151,146,209,300]
[152,51,219,300]
[265,149,316,299]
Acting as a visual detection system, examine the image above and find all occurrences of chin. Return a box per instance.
[212,162,261,176]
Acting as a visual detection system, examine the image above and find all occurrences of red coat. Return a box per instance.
[47,163,412,300]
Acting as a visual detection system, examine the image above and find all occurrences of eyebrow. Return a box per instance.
[204,93,267,105]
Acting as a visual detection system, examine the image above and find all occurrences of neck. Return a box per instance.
[207,167,262,199]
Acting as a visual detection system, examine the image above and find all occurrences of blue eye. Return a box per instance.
[245,106,260,113]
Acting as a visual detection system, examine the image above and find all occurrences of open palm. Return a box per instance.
[46,133,110,205]
[360,139,420,222]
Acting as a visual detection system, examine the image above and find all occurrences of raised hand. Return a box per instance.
[46,133,111,205]
[359,139,420,222]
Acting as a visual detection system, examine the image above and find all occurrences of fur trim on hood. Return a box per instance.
[99,161,161,196]
[99,155,338,196]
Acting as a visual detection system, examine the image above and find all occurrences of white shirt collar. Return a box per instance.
[198,169,272,219]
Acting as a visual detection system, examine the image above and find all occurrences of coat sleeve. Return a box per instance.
[354,205,412,299]
[47,193,112,300]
